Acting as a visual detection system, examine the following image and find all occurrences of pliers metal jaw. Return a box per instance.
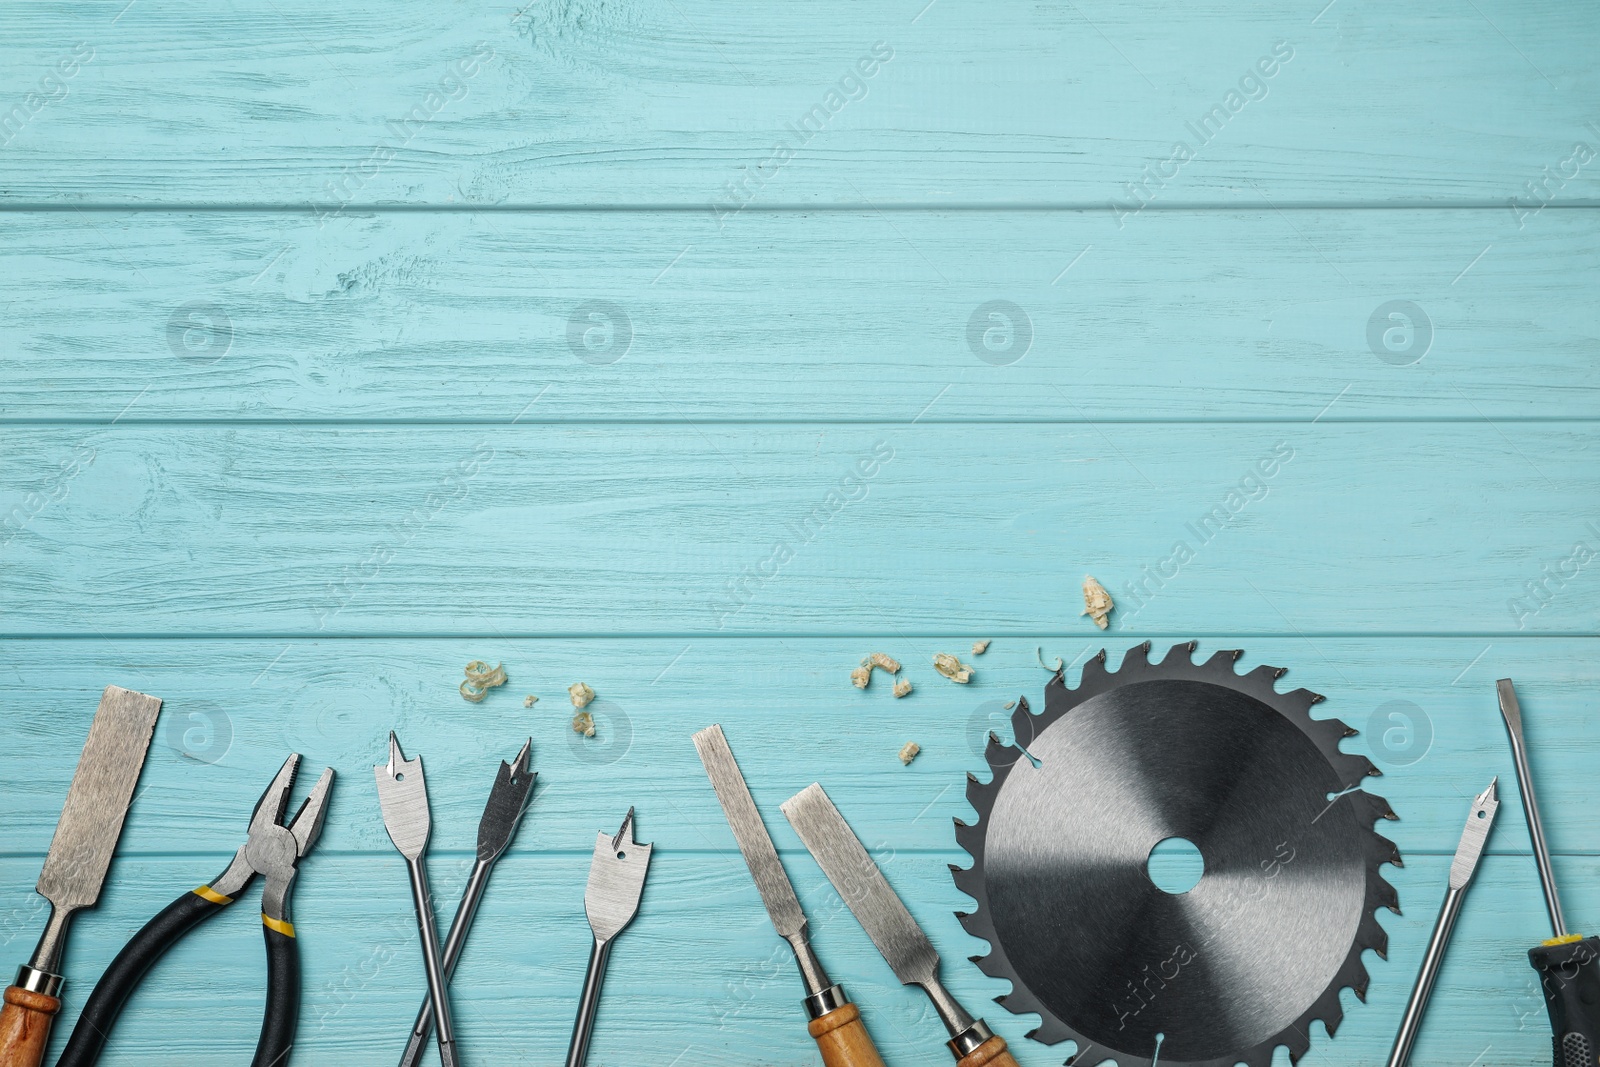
[55,754,334,1067]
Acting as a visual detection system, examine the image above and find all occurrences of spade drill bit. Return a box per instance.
[375,733,458,1067]
[566,808,652,1067]
[397,739,536,1067]
[1385,779,1498,1067]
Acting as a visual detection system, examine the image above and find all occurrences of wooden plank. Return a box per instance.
[0,638,1594,854]
[1,0,1597,206]
[1,424,1596,635]
[0,849,1583,1065]
[1,208,1597,422]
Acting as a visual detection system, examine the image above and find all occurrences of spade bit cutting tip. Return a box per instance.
[374,733,458,1067]
[1385,780,1498,1067]
[566,808,652,1067]
[397,739,536,1067]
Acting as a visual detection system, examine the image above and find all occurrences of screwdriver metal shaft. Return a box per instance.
[1496,678,1600,1067]
[1497,678,1566,937]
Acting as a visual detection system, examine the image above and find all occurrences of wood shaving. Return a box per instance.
[851,664,872,689]
[1003,700,1017,711]
[933,652,973,683]
[1082,575,1114,629]
[868,652,901,674]
[568,682,596,709]
[465,660,507,686]
[898,741,921,765]
[971,639,990,655]
[460,660,508,702]
[1036,647,1063,672]
[523,695,539,708]
[893,678,912,698]
[571,710,595,737]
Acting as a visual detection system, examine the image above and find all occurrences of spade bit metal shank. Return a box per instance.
[566,808,652,1067]
[1384,780,1497,1067]
[375,733,458,1067]
[397,740,535,1067]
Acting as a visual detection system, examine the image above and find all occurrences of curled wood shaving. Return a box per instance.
[523,695,539,708]
[898,741,921,765]
[933,652,973,684]
[1036,647,1063,672]
[1082,576,1114,630]
[851,664,872,689]
[971,639,990,656]
[460,660,508,702]
[568,682,596,709]
[893,678,912,698]
[465,660,507,687]
[869,652,901,674]
[571,710,595,737]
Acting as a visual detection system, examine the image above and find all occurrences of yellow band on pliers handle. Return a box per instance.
[193,885,233,905]
[261,914,296,937]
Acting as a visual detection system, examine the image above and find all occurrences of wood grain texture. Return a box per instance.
[0,0,1597,206]
[0,987,58,1067]
[810,1001,888,1067]
[0,639,1592,856]
[2,424,1596,636]
[3,0,1597,1063]
[0,209,1595,422]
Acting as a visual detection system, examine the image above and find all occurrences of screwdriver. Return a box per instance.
[1497,678,1600,1067]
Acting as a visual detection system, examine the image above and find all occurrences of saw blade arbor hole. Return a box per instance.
[1146,836,1205,894]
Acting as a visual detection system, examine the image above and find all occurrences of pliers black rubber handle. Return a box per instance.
[55,755,331,1067]
[55,885,299,1067]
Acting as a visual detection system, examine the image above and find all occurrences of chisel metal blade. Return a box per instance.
[35,686,163,916]
[693,725,806,940]
[781,782,937,987]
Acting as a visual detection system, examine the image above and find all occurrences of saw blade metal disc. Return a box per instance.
[953,642,1400,1067]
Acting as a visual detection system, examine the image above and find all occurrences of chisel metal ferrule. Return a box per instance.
[12,966,62,998]
[802,983,848,1019]
[948,1019,995,1058]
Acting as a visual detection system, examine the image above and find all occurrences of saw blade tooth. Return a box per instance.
[1374,869,1401,915]
[1362,911,1390,959]
[1322,998,1347,1037]
[1154,640,1191,669]
[1203,647,1244,673]
[1242,662,1285,694]
[1079,647,1111,686]
[1118,640,1154,673]
[953,817,983,856]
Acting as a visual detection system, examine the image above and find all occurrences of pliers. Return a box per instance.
[55,754,334,1067]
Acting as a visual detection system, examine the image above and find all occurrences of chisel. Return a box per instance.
[693,726,886,1067]
[1497,679,1600,1066]
[783,782,1020,1067]
[0,685,162,1067]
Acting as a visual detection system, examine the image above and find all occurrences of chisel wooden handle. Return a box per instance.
[956,1034,1020,1067]
[808,1001,887,1067]
[0,985,61,1067]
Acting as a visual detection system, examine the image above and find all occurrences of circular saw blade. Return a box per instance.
[952,642,1401,1067]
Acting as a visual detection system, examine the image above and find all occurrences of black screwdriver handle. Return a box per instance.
[56,887,232,1067]
[253,916,300,1067]
[1530,935,1600,1067]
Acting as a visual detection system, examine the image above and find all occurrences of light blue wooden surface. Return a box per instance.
[1,1,1597,1065]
